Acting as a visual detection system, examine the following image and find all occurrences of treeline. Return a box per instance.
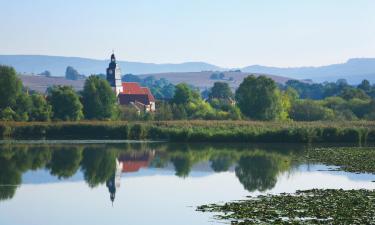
[283,79,375,121]
[1,121,375,144]
[0,65,117,122]
[2,64,375,122]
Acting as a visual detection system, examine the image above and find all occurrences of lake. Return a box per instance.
[0,142,374,225]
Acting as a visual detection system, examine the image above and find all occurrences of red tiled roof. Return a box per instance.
[141,87,155,102]
[120,82,155,104]
[121,82,144,95]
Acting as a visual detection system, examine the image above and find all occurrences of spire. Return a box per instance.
[111,52,116,63]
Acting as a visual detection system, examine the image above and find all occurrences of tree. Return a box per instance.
[208,82,233,100]
[0,66,22,109]
[290,99,334,121]
[235,75,283,120]
[172,83,196,105]
[47,86,83,121]
[39,70,52,77]
[29,93,52,121]
[13,93,32,121]
[65,66,80,80]
[210,72,225,80]
[358,79,371,92]
[82,75,117,120]
[155,102,173,120]
[339,87,370,100]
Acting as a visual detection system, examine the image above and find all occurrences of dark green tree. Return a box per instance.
[47,86,83,121]
[82,75,117,120]
[172,83,195,105]
[65,66,80,80]
[290,100,334,121]
[339,87,370,100]
[209,82,233,100]
[358,79,371,92]
[0,66,22,109]
[235,75,282,120]
[29,93,52,121]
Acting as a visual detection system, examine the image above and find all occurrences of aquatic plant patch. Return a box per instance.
[197,189,375,225]
[305,147,375,174]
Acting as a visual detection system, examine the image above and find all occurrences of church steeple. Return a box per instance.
[106,51,123,95]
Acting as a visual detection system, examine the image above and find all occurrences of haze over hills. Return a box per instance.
[1,55,375,84]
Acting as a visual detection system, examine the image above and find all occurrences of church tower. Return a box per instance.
[106,52,123,95]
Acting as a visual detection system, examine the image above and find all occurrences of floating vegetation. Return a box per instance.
[197,189,375,225]
[305,147,375,174]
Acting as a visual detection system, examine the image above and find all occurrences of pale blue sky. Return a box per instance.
[0,0,374,67]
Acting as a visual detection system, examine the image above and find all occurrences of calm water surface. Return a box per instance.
[0,142,374,225]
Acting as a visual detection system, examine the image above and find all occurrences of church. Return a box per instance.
[106,53,155,112]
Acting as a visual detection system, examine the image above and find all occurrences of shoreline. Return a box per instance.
[1,120,375,144]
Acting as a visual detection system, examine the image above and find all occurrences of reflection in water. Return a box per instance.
[0,143,305,202]
[235,153,290,192]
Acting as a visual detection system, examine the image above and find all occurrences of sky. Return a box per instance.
[0,0,374,68]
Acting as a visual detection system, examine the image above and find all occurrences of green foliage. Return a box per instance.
[208,82,233,100]
[0,107,17,121]
[82,75,117,120]
[65,66,83,80]
[155,102,173,120]
[290,99,334,121]
[339,87,370,100]
[172,83,197,105]
[47,86,83,121]
[29,93,52,121]
[235,75,284,120]
[0,65,22,109]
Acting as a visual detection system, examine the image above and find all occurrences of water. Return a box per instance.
[0,142,374,225]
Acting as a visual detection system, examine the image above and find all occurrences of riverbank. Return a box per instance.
[1,120,375,143]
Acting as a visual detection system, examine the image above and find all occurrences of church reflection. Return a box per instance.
[106,150,155,204]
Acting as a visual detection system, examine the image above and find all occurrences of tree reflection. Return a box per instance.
[171,156,193,178]
[47,147,83,179]
[0,159,21,200]
[210,153,236,172]
[80,147,117,187]
[235,153,291,192]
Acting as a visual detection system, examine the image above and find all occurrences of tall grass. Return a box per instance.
[1,120,375,143]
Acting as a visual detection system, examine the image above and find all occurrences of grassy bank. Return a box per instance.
[1,120,375,143]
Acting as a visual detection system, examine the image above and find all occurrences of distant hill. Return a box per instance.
[242,58,375,84]
[19,72,294,93]
[1,55,375,84]
[138,71,293,90]
[0,55,222,76]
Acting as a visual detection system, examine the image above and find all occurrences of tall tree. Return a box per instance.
[82,75,117,120]
[0,66,22,109]
[65,66,80,80]
[235,75,283,120]
[209,82,233,99]
[29,93,52,121]
[172,83,196,105]
[47,86,83,121]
